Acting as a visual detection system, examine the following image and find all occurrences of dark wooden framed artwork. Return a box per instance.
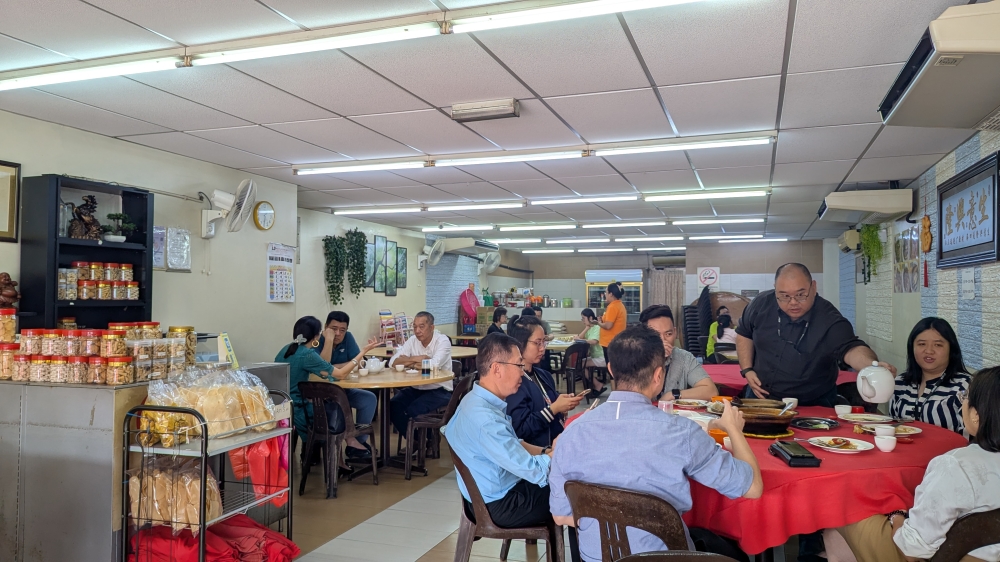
[0,160,21,242]
[937,151,999,268]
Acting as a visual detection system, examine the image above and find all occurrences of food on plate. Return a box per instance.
[818,437,858,450]
[858,424,921,435]
[674,399,709,408]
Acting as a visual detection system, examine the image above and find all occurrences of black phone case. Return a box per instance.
[769,441,822,467]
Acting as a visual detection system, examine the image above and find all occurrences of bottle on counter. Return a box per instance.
[106,356,134,385]
[29,355,49,382]
[88,262,104,282]
[67,356,87,384]
[12,353,30,382]
[120,263,134,282]
[0,343,19,380]
[49,355,68,383]
[0,308,16,343]
[100,330,127,358]
[86,356,106,384]
[80,330,102,356]
[20,329,43,355]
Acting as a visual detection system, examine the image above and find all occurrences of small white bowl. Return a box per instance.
[782,397,799,410]
[723,436,732,451]
[394,364,405,372]
[834,405,852,416]
[875,435,897,452]
[874,426,896,437]
[358,368,369,377]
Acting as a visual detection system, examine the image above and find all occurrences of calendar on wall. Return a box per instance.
[267,242,295,303]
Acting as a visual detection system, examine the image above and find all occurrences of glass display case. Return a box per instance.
[585,269,643,323]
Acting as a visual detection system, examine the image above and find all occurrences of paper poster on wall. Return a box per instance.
[266,242,295,303]
[961,267,976,300]
[697,267,720,289]
[166,227,191,272]
[152,226,166,269]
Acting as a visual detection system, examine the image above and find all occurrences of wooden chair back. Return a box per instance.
[298,381,358,439]
[615,552,739,561]
[930,508,1000,562]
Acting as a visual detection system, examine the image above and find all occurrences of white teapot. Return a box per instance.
[857,361,894,403]
[364,357,385,373]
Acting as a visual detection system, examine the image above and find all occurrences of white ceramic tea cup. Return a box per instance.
[874,425,896,437]
[782,397,799,410]
[875,435,897,452]
[359,368,369,376]
[834,405,852,416]
[394,364,405,372]
[723,436,732,451]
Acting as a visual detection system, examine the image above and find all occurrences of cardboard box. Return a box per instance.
[476,306,496,324]
[476,323,491,335]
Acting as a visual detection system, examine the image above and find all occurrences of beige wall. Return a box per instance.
[684,240,824,274]
[528,254,649,279]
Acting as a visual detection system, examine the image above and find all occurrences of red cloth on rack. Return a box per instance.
[130,525,239,562]
[212,514,300,562]
[246,437,289,508]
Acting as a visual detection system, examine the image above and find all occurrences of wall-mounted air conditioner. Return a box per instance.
[818,189,913,225]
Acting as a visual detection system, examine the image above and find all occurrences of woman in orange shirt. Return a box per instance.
[597,282,628,363]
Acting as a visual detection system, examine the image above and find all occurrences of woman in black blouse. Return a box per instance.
[487,307,508,335]
[889,317,972,434]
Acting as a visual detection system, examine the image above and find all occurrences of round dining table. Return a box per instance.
[682,405,969,556]
[367,346,477,359]
[702,365,858,394]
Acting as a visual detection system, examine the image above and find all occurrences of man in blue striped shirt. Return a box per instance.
[442,333,556,528]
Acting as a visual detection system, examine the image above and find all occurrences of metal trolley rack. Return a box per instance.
[120,390,293,561]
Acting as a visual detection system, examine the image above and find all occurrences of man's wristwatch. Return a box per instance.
[740,367,755,378]
[671,388,681,400]
[541,447,551,455]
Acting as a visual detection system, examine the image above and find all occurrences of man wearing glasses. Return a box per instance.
[736,263,896,407]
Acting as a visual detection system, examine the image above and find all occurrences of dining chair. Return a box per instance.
[450,451,564,562]
[297,381,378,498]
[615,553,739,562]
[561,342,590,395]
[404,374,476,479]
[929,508,1000,562]
[563,481,688,562]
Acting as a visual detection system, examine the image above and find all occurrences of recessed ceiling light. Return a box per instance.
[522,249,575,254]
[531,195,639,205]
[581,221,666,229]
[546,238,610,244]
[421,225,494,232]
[577,248,635,253]
[436,151,584,167]
[296,160,427,175]
[333,207,422,215]
[672,218,765,225]
[614,236,684,242]
[499,224,578,232]
[487,238,542,244]
[450,0,709,33]
[688,234,764,240]
[645,189,769,202]
[426,202,524,212]
[593,136,773,157]
[719,238,789,243]
[637,246,686,251]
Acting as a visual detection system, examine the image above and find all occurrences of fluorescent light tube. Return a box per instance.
[688,234,764,241]
[546,238,610,244]
[436,151,583,167]
[499,224,578,232]
[672,218,765,225]
[645,190,768,202]
[578,248,635,253]
[531,195,638,205]
[594,136,773,157]
[614,236,684,242]
[450,0,706,33]
[334,207,422,215]
[522,249,575,254]
[426,202,524,212]
[637,246,686,251]
[582,221,666,229]
[0,56,183,91]
[296,161,427,175]
[719,238,789,243]
[487,238,542,244]
[421,225,494,232]
[190,23,442,66]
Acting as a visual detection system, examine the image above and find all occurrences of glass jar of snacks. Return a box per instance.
[49,355,68,383]
[80,329,102,356]
[120,263,134,282]
[29,355,49,382]
[108,322,129,334]
[78,280,96,300]
[106,356,133,385]
[87,356,106,384]
[126,323,141,341]
[104,263,120,282]
[0,308,16,343]
[0,343,19,380]
[65,267,78,286]
[135,358,151,382]
[151,358,168,380]
[12,354,30,382]
[140,322,161,340]
[101,330,127,358]
[57,282,67,300]
[58,268,67,284]
[65,281,78,300]
[41,330,64,356]
[72,261,89,281]
[112,281,127,300]
[89,262,104,281]
[20,329,43,355]
[126,282,140,300]
[126,339,152,362]
[152,337,168,360]
[62,330,81,356]
[57,317,77,330]
[97,281,112,300]
[168,357,186,376]
[169,326,198,366]
[67,356,87,384]
[167,337,186,360]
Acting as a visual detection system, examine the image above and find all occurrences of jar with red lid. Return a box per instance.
[41,330,64,356]
[89,262,104,281]
[0,308,16,343]
[104,263,120,282]
[63,330,82,356]
[48,355,68,383]
[72,261,89,281]
[20,329,43,355]
[112,281,128,300]
[101,330,127,358]
[80,330,102,356]
[87,356,106,384]
[140,322,161,340]
[12,354,29,382]
[106,356,134,385]
[57,317,77,330]
[97,281,112,300]
[67,356,87,384]
[120,263,134,282]
[78,280,97,300]
[0,343,20,379]
[126,282,139,300]
[29,356,49,382]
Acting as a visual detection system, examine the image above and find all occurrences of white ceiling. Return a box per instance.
[0,0,977,243]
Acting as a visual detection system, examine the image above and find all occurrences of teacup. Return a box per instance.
[359,368,369,376]
[834,405,852,416]
[782,397,799,410]
[723,436,732,451]
[875,435,897,452]
[394,364,405,372]
[874,426,896,437]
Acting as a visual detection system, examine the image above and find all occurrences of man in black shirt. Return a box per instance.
[736,263,896,407]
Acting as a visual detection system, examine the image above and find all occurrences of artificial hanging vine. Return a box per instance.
[344,228,368,298]
[859,224,885,277]
[322,235,347,305]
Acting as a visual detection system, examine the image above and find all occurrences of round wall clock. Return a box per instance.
[253,201,275,230]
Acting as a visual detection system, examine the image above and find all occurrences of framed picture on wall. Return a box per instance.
[385,241,397,296]
[374,236,386,293]
[937,151,999,268]
[397,247,407,288]
[0,160,21,242]
[364,243,375,288]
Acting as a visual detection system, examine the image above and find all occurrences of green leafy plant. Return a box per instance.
[100,213,136,236]
[344,229,367,298]
[322,235,347,305]
[859,224,884,277]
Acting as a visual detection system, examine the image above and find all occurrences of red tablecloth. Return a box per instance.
[682,406,969,554]
[703,365,858,394]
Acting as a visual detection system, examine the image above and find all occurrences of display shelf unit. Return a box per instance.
[19,175,153,329]
[121,390,293,562]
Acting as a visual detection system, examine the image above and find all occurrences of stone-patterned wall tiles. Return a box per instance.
[840,251,856,328]
[424,253,480,326]
[866,232,894,342]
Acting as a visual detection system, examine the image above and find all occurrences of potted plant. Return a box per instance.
[100,213,136,243]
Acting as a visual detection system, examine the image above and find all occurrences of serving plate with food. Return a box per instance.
[805,437,874,454]
[673,399,710,410]
[857,424,922,435]
[837,413,896,424]
[790,417,840,431]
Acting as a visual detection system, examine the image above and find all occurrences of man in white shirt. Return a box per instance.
[388,311,454,438]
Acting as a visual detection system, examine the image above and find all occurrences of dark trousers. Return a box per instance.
[390,386,452,435]
[740,383,839,408]
[463,479,552,528]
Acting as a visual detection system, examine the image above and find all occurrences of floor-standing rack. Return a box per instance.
[120,390,293,562]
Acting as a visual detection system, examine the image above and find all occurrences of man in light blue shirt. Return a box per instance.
[549,325,764,561]
[442,333,555,528]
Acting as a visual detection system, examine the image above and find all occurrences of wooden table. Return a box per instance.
[451,334,486,343]
[367,346,478,359]
[333,369,455,474]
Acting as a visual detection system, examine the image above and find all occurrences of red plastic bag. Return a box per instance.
[246,438,288,508]
[228,446,251,480]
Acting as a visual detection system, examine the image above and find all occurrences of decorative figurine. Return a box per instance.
[0,272,21,306]
[68,195,103,240]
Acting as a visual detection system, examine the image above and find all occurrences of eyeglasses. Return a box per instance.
[957,390,967,403]
[527,339,548,348]
[775,292,811,304]
[497,361,526,369]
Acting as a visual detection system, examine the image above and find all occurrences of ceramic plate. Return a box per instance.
[674,399,710,409]
[859,424,922,435]
[838,413,896,424]
[790,417,840,431]
[405,369,420,375]
[807,437,874,454]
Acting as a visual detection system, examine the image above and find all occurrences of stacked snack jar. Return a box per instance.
[140,322,161,339]
[126,338,152,362]
[78,280,97,300]
[57,282,67,300]
[67,356,87,383]
[41,330,63,356]
[104,263,120,282]
[135,358,151,382]
[72,261,89,281]
[97,281,112,300]
[167,337,186,360]
[0,308,16,343]
[63,330,82,356]
[80,329,102,356]
[0,343,19,379]
[65,281,77,300]
[86,356,106,384]
[112,281,127,300]
[126,281,140,300]
[106,356,133,385]
[168,357,185,376]
[49,355,68,383]
[89,262,104,281]
[120,263,134,282]
[29,356,49,382]
[169,326,198,366]
[65,266,78,287]
[58,268,67,284]
[57,317,77,330]
[126,323,141,340]
[12,354,30,382]
[101,330,127,358]
[20,329,43,355]
[151,358,168,380]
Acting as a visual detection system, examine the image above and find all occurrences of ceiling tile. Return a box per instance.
[344,34,531,107]
[601,152,690,173]
[769,201,825,216]
[0,0,176,59]
[392,167,479,185]
[492,179,577,199]
[655,200,714,218]
[765,222,812,232]
[0,89,170,137]
[780,64,902,129]
[267,118,420,160]
[325,188,420,205]
[697,165,771,189]
[659,76,779,136]
[514,210,572,223]
[297,190,367,209]
[775,123,881,164]
[554,205,618,221]
[771,160,855,187]
[243,166,365,190]
[769,185,837,203]
[261,0,439,29]
[846,154,944,183]
[864,126,975,159]
[120,132,285,169]
[464,99,581,150]
[688,143,773,170]
[529,157,618,178]
[436,182,522,201]
[557,175,636,196]
[625,0,788,86]
[351,109,497,154]
[131,65,334,123]
[39,76,251,131]
[711,199,768,216]
[330,171,423,189]
[85,0,298,44]
[544,89,673,143]
[0,34,71,72]
[474,15,649,97]
[806,229,852,239]
[189,125,346,164]
[626,169,700,192]
[606,207,667,220]
[231,50,429,116]
[767,212,819,224]
[788,0,966,73]
[380,185,468,204]
[456,162,547,182]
